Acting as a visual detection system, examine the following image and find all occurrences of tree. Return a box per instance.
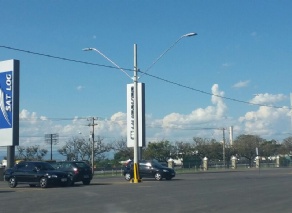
[174,141,195,157]
[16,145,48,161]
[233,134,265,167]
[193,137,220,159]
[279,136,292,155]
[58,137,86,161]
[260,139,280,158]
[112,138,133,162]
[175,141,200,168]
[58,136,112,161]
[143,140,174,163]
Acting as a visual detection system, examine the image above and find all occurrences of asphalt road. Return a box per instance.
[0,168,291,213]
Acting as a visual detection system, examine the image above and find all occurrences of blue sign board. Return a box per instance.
[0,71,13,129]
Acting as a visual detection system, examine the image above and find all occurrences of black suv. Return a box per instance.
[3,161,69,188]
[50,161,92,186]
[123,160,175,181]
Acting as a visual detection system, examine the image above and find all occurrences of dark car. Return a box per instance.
[123,160,176,181]
[50,161,92,186]
[3,161,69,188]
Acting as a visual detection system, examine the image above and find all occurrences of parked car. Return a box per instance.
[50,161,92,186]
[123,160,176,181]
[3,161,69,188]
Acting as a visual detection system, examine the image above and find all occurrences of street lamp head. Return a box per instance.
[82,48,94,51]
[182,32,197,37]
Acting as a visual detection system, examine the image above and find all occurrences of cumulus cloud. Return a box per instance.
[238,105,290,137]
[9,86,292,159]
[233,80,250,88]
[250,93,287,105]
[160,84,227,129]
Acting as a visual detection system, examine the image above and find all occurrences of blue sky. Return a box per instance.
[1,1,292,159]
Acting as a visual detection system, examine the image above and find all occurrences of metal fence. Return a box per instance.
[93,156,292,177]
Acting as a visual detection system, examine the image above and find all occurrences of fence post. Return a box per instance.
[276,156,280,168]
[231,156,237,169]
[203,157,208,171]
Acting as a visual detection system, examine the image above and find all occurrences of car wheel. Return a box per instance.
[154,172,162,181]
[39,177,48,188]
[124,173,132,181]
[82,180,90,185]
[8,177,17,188]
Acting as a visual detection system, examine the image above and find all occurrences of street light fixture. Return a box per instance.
[142,32,197,76]
[83,32,197,183]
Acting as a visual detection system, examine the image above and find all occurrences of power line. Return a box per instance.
[139,70,290,110]
[0,45,133,73]
[1,45,290,110]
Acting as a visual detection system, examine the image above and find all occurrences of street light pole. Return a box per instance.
[82,32,197,183]
[133,44,140,183]
[142,32,197,76]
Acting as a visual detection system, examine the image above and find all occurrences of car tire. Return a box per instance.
[82,180,90,185]
[124,173,132,181]
[154,172,162,181]
[8,177,17,188]
[39,177,48,188]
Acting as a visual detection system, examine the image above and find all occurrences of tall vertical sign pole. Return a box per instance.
[133,44,140,183]
[0,60,19,168]
[222,128,226,168]
[290,93,292,133]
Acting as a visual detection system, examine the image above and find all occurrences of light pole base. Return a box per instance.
[131,162,142,183]
[131,178,142,183]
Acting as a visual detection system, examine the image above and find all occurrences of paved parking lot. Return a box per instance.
[1,168,292,213]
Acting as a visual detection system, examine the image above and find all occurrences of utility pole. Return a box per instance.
[87,117,98,174]
[45,133,59,161]
[222,128,226,168]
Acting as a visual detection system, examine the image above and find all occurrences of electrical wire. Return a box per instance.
[1,45,290,110]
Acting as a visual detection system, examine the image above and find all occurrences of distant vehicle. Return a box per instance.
[123,160,176,181]
[49,161,92,186]
[1,159,7,167]
[3,161,69,188]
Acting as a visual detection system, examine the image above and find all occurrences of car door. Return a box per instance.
[13,162,27,182]
[24,162,39,183]
[139,162,152,178]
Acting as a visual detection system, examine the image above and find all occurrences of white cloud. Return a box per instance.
[233,80,250,88]
[250,93,287,105]
[11,86,292,160]
[238,105,290,137]
[157,84,227,133]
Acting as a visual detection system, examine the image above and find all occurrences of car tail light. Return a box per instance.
[73,168,79,174]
